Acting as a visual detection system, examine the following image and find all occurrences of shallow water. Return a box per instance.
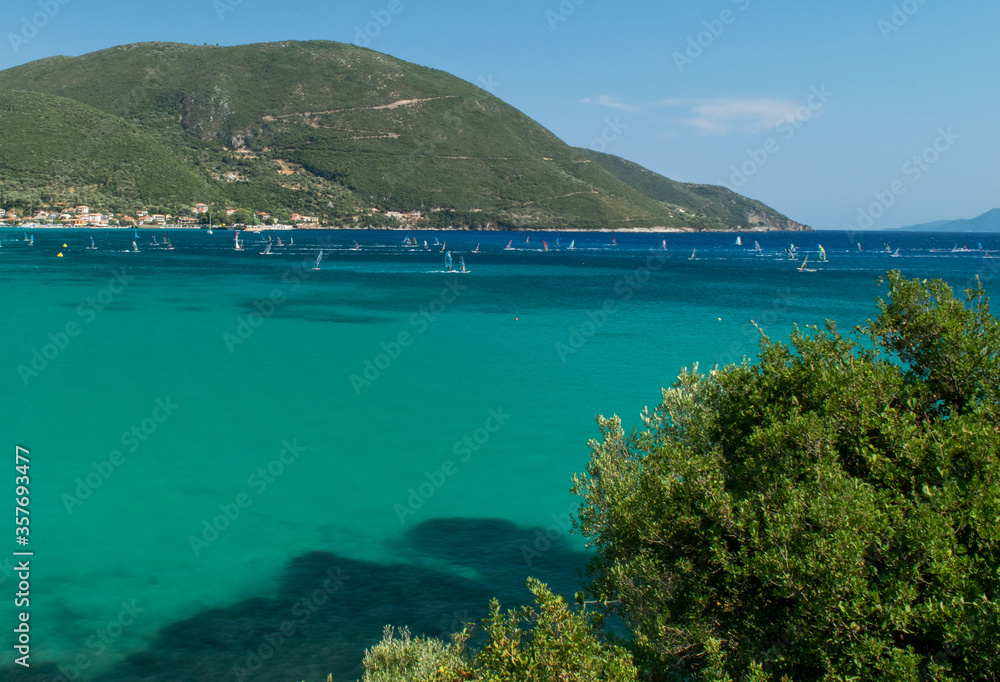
[1,228,997,681]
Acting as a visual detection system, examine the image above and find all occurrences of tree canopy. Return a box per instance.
[572,272,1000,680]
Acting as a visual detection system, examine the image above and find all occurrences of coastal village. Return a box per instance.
[0,203,322,228]
[0,203,440,230]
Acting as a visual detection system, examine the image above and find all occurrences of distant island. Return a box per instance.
[0,41,808,232]
[895,208,1000,233]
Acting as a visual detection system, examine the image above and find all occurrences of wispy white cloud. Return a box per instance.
[660,97,803,135]
[580,95,819,135]
[580,95,817,135]
[579,94,641,112]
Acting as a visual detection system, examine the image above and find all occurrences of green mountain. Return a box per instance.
[578,149,808,232]
[0,41,809,230]
[0,89,212,210]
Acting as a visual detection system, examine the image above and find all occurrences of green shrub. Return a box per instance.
[572,272,1000,680]
[361,626,468,682]
[361,578,638,682]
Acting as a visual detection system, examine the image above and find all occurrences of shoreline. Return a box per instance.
[0,224,812,233]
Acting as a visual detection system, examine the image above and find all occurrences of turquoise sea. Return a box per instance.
[2,228,998,681]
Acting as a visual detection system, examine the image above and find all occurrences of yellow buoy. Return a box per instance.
[63,243,68,247]
[57,252,64,257]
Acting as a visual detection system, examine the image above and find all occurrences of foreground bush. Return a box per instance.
[361,578,637,681]
[573,272,1000,680]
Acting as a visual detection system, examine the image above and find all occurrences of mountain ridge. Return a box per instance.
[0,40,809,231]
[578,148,808,232]
[896,209,1000,232]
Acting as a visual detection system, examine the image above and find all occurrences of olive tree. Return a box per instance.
[360,578,638,682]
[573,273,1000,680]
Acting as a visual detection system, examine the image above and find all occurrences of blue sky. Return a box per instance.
[1,0,996,229]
